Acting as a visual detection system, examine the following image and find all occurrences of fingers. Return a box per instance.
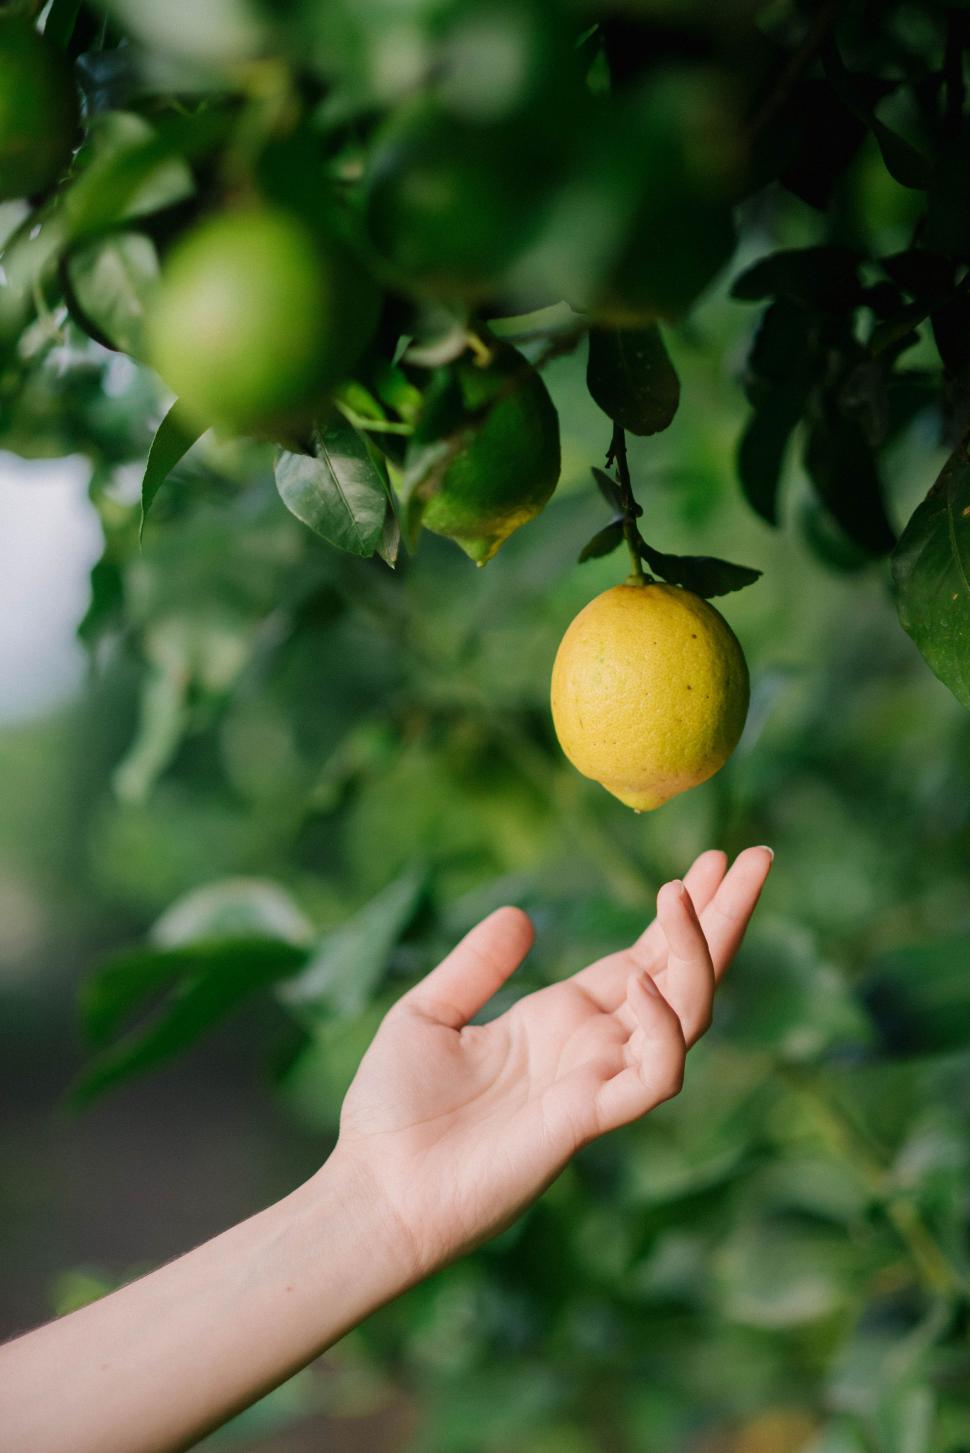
[699,846,773,982]
[592,971,686,1133]
[654,879,715,1046]
[630,848,727,965]
[571,847,728,1010]
[399,906,534,1029]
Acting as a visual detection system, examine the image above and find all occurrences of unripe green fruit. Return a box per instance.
[147,207,381,433]
[419,345,561,563]
[0,19,78,201]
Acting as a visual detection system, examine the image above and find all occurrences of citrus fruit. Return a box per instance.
[417,344,561,563]
[364,101,554,299]
[147,206,380,433]
[0,19,77,201]
[550,582,749,810]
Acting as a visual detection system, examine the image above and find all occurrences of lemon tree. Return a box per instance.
[4,5,970,1449]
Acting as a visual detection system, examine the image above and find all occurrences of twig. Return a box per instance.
[606,424,647,583]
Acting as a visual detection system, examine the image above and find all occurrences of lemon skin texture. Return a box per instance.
[421,347,561,564]
[0,19,78,201]
[147,207,380,434]
[550,583,749,810]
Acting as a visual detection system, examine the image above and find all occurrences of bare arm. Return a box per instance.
[0,846,772,1453]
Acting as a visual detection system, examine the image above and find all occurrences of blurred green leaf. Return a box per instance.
[731,247,862,312]
[275,421,390,557]
[150,878,314,949]
[714,1217,860,1328]
[65,231,159,358]
[586,326,680,436]
[723,926,872,1062]
[864,935,970,1056]
[892,443,970,709]
[76,937,308,1100]
[280,866,426,1019]
[65,111,197,239]
[44,0,83,48]
[803,409,896,557]
[140,401,205,538]
[736,395,801,526]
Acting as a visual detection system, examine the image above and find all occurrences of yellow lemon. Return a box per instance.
[550,582,749,811]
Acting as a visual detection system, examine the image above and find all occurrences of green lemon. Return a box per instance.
[0,18,77,201]
[417,343,561,563]
[364,101,555,299]
[147,206,381,433]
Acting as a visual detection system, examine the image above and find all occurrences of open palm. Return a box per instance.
[336,846,772,1277]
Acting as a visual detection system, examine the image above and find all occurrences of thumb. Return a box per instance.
[400,906,534,1029]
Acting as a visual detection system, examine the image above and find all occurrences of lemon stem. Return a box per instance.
[607,425,647,586]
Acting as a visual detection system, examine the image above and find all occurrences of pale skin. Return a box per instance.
[0,845,772,1453]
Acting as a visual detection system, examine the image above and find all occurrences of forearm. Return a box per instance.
[0,1154,416,1453]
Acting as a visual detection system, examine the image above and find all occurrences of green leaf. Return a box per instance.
[803,409,896,557]
[44,0,83,48]
[77,557,124,648]
[65,231,160,358]
[590,466,624,512]
[638,542,762,597]
[275,421,390,557]
[280,867,426,1019]
[586,326,680,436]
[731,246,862,312]
[141,401,205,539]
[75,938,308,1101]
[871,119,932,191]
[377,504,401,568]
[150,879,314,951]
[891,443,970,708]
[736,392,803,525]
[742,301,818,400]
[65,112,197,240]
[822,46,932,190]
[578,519,624,563]
[863,935,970,1055]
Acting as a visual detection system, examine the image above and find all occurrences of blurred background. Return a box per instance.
[2,261,970,1452]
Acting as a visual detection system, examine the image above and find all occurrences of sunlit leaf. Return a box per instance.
[275,421,390,557]
[65,231,160,358]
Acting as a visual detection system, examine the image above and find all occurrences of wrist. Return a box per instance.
[291,1147,425,1305]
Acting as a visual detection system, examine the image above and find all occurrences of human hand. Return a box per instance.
[331,846,772,1281]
